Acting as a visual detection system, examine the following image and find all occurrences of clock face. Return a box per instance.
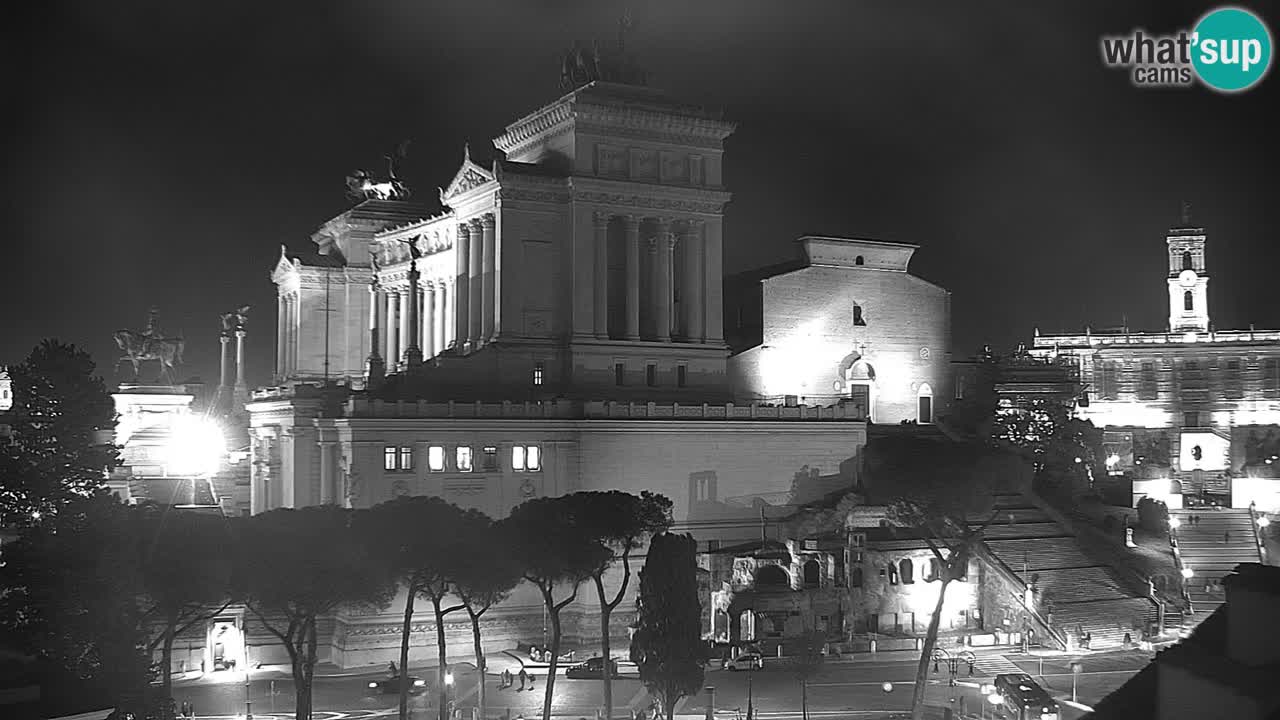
[1179,269,1198,287]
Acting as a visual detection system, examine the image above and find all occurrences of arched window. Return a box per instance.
[803,559,820,588]
[1184,291,1194,311]
[899,558,915,584]
[1182,251,1193,271]
[755,564,789,588]
[928,557,941,582]
[855,255,865,266]
[850,566,864,588]
[853,304,866,326]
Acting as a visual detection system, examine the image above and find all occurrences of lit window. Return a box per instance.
[456,446,473,472]
[428,446,445,472]
[384,446,397,471]
[533,362,544,386]
[677,365,687,388]
[482,446,498,471]
[646,364,657,387]
[399,446,413,471]
[513,445,541,472]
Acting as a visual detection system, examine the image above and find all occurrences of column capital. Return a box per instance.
[480,213,496,229]
[647,236,660,254]
[592,210,611,228]
[468,216,485,230]
[682,218,706,234]
[457,222,472,237]
[621,214,640,230]
[666,233,679,252]
[654,217,673,232]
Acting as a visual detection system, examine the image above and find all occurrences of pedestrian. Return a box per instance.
[389,661,399,676]
[189,702,196,719]
[518,668,528,691]
[528,673,536,690]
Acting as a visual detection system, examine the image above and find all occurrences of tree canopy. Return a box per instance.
[630,532,705,720]
[0,340,117,525]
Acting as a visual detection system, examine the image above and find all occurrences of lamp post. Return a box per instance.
[1070,661,1083,703]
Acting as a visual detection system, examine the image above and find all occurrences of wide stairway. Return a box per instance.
[979,494,1157,649]
[1170,508,1262,622]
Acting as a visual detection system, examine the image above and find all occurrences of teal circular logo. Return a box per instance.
[1192,7,1273,92]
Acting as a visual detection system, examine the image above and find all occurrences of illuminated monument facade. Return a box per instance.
[1031,218,1280,512]
[243,66,954,667]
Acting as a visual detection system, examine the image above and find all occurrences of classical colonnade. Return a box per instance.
[595,211,710,343]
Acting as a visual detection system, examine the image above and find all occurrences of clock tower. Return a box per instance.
[1166,219,1210,333]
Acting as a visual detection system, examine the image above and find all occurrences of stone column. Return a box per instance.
[593,211,609,338]
[455,223,470,349]
[444,279,455,349]
[653,219,673,342]
[220,333,232,389]
[468,218,483,346]
[235,328,247,391]
[435,283,447,352]
[481,214,496,341]
[682,220,705,342]
[276,295,286,379]
[422,282,435,358]
[398,288,414,368]
[318,439,335,505]
[624,215,641,340]
[403,260,422,368]
[387,290,400,365]
[704,218,725,343]
[366,284,385,385]
[286,294,298,376]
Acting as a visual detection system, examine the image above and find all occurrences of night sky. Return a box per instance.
[5,1,1278,389]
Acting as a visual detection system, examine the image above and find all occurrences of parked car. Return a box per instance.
[724,652,763,671]
[566,657,622,679]
[368,675,427,694]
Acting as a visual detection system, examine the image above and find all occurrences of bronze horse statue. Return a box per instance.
[114,330,185,383]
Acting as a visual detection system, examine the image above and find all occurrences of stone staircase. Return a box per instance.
[977,494,1158,649]
[1171,508,1262,622]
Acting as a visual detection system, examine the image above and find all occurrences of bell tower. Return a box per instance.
[1166,204,1210,333]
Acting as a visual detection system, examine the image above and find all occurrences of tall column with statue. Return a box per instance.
[366,256,386,388]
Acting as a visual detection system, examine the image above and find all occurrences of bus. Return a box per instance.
[994,673,1060,720]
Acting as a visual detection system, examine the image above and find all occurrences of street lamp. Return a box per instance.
[1181,566,1195,580]
[1070,661,1083,703]
[1259,516,1271,528]
[1169,517,1181,530]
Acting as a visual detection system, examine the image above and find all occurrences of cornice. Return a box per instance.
[567,178,732,216]
[494,101,575,154]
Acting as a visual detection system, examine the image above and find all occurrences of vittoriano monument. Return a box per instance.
[114,307,186,385]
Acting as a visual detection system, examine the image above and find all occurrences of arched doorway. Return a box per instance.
[803,559,821,588]
[842,358,877,422]
[917,383,934,424]
[756,564,790,589]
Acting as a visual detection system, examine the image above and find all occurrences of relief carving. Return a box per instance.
[661,153,688,182]
[631,149,658,179]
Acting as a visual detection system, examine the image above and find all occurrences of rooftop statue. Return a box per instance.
[114,307,185,384]
[559,12,648,92]
[346,140,412,202]
[220,305,251,335]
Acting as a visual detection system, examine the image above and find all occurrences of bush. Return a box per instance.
[1136,497,1169,533]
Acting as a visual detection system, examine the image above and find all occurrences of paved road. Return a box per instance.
[172,649,1150,719]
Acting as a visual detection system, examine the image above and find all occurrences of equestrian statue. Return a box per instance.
[114,307,185,384]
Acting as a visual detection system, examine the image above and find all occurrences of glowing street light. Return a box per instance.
[1181,566,1195,580]
[1169,517,1181,530]
[881,682,894,693]
[1259,516,1272,528]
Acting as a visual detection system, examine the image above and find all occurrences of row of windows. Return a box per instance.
[384,444,541,473]
[614,362,688,388]
[1096,357,1280,400]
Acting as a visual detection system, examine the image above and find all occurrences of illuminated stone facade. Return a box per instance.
[242,80,878,669]
[725,236,952,423]
[1032,222,1280,511]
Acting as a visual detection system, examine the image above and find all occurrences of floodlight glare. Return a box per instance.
[166,414,225,477]
[1181,567,1194,579]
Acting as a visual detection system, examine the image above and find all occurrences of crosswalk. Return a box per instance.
[971,653,1022,677]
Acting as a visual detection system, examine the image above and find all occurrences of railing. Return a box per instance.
[1034,328,1280,348]
[974,544,1069,650]
[343,398,869,422]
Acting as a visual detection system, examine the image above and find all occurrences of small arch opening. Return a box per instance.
[850,566,864,588]
[756,564,789,588]
[803,559,820,588]
[899,558,915,584]
[1184,290,1194,312]
[855,255,865,266]
[853,304,866,326]
[1182,251,1193,271]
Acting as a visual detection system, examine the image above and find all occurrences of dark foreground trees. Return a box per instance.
[630,533,705,720]
[0,493,154,718]
[453,515,522,720]
[502,495,610,720]
[238,506,394,720]
[0,340,117,526]
[573,491,673,719]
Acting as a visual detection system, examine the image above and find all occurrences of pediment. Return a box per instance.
[440,147,495,202]
[271,246,299,283]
